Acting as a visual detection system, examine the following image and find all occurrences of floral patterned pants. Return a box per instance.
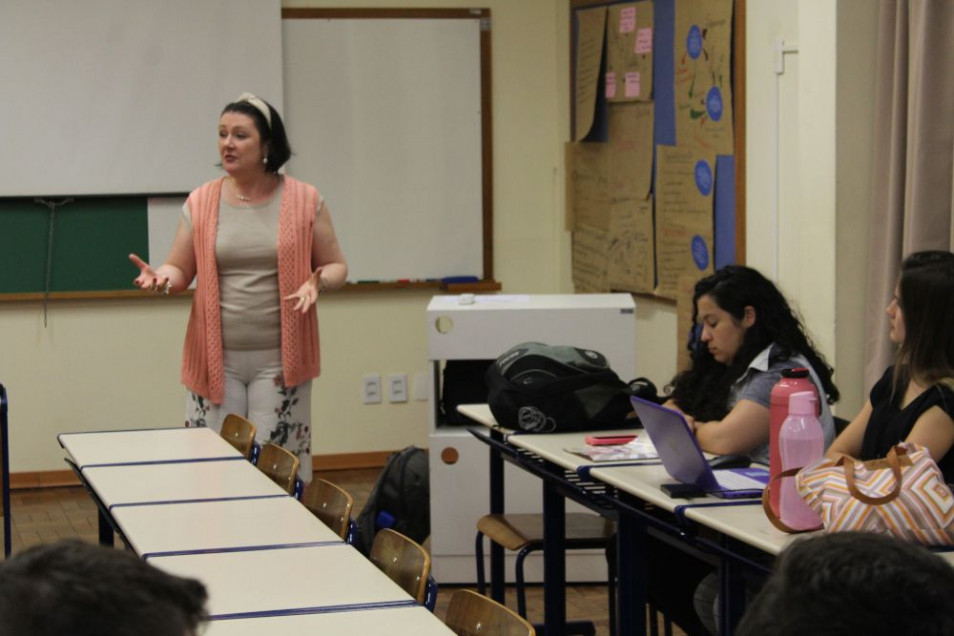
[185,348,313,482]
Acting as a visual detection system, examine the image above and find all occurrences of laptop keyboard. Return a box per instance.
[713,470,765,491]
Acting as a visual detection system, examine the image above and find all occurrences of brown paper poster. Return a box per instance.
[572,223,611,292]
[574,6,607,141]
[675,273,702,372]
[655,144,715,299]
[605,1,654,103]
[606,101,654,200]
[607,195,654,293]
[565,141,611,231]
[673,0,734,154]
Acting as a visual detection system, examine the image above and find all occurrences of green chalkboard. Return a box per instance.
[0,198,148,297]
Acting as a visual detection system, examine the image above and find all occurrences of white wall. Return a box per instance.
[746,0,877,416]
[0,0,877,475]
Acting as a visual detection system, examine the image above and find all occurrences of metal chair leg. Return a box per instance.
[475,530,486,595]
[515,545,532,618]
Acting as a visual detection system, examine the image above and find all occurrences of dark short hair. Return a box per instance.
[737,532,954,636]
[221,97,292,173]
[0,539,208,636]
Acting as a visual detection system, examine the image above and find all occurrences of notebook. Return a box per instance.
[629,396,769,499]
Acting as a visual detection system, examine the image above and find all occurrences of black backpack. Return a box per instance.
[485,342,636,433]
[354,446,430,555]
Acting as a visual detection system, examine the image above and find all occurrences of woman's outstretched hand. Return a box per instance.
[284,267,325,314]
[129,253,170,293]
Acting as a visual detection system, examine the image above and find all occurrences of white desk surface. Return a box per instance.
[507,429,646,472]
[457,403,648,468]
[149,544,413,619]
[588,462,734,513]
[679,501,803,555]
[112,496,341,557]
[82,459,285,509]
[203,605,454,635]
[456,403,510,432]
[59,427,240,468]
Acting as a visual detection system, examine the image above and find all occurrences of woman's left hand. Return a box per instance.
[284,267,326,314]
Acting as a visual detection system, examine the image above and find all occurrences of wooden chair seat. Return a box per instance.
[302,478,354,541]
[476,513,614,551]
[476,512,616,635]
[219,413,256,460]
[444,589,535,636]
[370,528,431,605]
[256,443,299,495]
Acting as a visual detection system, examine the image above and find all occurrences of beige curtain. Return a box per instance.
[864,0,954,388]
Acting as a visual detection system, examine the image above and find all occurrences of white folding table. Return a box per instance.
[112,495,341,558]
[202,605,454,635]
[59,427,240,468]
[81,459,286,510]
[148,543,417,619]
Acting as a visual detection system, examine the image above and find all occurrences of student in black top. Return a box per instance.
[828,250,954,481]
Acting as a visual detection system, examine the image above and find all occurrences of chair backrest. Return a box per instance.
[220,414,257,459]
[302,477,354,540]
[257,443,299,494]
[444,589,535,636]
[369,528,431,604]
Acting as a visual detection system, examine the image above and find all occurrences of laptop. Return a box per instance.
[629,396,769,499]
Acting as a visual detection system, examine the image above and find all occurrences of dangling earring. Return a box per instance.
[263,156,268,165]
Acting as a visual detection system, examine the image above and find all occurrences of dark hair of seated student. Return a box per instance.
[736,532,954,636]
[667,264,839,423]
[0,539,208,636]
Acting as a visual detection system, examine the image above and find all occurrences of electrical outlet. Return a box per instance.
[388,373,408,403]
[362,375,381,404]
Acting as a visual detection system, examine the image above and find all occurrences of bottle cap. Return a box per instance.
[781,367,810,379]
[788,391,816,415]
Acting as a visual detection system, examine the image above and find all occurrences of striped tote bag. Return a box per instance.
[795,443,954,545]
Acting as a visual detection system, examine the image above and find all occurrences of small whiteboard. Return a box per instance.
[282,10,492,282]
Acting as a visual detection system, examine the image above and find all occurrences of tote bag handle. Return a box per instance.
[761,468,822,534]
[841,445,905,506]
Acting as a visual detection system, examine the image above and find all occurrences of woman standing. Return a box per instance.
[129,93,347,481]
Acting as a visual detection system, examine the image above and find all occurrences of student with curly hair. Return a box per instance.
[655,265,840,635]
[666,264,840,463]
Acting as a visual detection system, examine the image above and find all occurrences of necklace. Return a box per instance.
[230,178,252,202]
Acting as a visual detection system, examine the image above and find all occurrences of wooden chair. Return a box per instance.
[370,528,432,605]
[302,477,355,540]
[219,414,257,459]
[475,512,616,634]
[444,589,535,636]
[256,443,299,495]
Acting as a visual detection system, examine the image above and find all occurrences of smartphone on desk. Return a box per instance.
[584,434,638,446]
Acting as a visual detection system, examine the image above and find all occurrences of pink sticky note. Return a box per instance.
[619,7,636,33]
[635,27,653,54]
[605,72,617,98]
[624,72,641,98]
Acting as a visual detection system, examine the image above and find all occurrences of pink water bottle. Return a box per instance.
[779,391,824,530]
[769,368,818,515]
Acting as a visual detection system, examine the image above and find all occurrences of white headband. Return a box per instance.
[235,92,271,128]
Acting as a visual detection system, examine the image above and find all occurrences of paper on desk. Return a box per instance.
[565,437,658,462]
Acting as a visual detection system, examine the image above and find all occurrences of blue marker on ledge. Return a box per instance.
[441,276,480,284]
